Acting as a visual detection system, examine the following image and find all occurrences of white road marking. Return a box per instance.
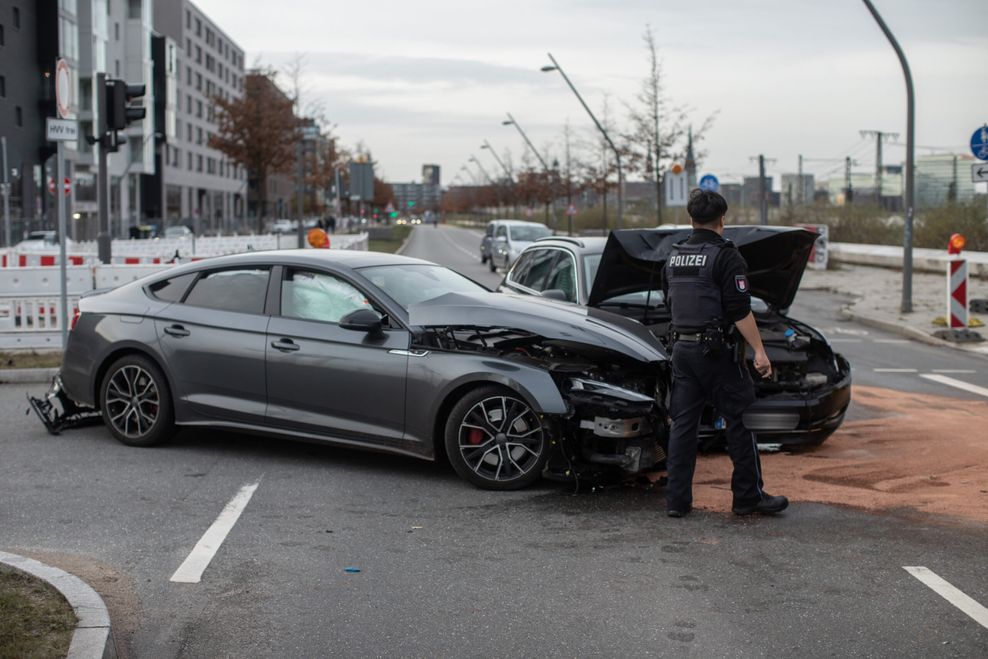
[874,339,910,344]
[920,374,988,398]
[828,338,863,343]
[170,481,260,584]
[903,566,988,630]
[931,369,977,374]
[828,327,869,336]
[439,227,484,261]
[873,368,918,373]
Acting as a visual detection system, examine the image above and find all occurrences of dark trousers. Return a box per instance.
[666,341,764,509]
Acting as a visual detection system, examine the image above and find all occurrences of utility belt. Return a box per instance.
[672,326,745,361]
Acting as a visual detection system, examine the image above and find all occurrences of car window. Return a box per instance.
[509,225,552,242]
[583,253,602,288]
[506,251,535,285]
[359,264,487,308]
[148,272,198,302]
[281,269,370,323]
[517,249,557,290]
[544,253,577,302]
[495,225,507,239]
[183,268,270,314]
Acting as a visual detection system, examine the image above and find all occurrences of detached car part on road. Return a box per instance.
[31,250,670,490]
[498,226,852,447]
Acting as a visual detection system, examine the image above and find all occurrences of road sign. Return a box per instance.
[972,162,988,183]
[665,170,688,207]
[55,59,71,119]
[47,177,71,197]
[698,174,720,192]
[46,118,78,142]
[971,124,988,161]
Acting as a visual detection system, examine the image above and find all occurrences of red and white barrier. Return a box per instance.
[948,257,968,329]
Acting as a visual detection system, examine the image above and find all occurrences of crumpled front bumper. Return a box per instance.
[27,375,102,435]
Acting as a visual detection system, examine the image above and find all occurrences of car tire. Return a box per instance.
[444,386,548,490]
[100,354,175,447]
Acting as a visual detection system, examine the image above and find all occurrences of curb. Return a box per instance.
[0,550,116,659]
[0,367,59,384]
[839,305,988,362]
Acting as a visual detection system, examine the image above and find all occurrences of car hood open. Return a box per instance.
[408,291,666,363]
[587,226,818,311]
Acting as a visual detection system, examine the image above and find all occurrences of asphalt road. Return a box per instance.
[1,224,986,657]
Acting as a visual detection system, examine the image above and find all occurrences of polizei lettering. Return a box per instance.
[669,254,708,267]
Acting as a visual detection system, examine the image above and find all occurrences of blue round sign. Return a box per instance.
[699,174,720,192]
[971,125,988,161]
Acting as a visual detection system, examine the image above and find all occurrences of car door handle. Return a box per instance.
[271,338,300,352]
[163,324,190,338]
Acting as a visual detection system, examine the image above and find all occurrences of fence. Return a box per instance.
[0,232,368,349]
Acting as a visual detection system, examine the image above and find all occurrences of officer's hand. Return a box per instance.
[753,350,773,379]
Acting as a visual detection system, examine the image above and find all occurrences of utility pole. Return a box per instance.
[860,130,898,206]
[96,73,112,263]
[749,155,775,225]
[845,156,854,203]
[1,137,10,248]
[564,122,573,236]
[296,139,305,248]
[797,154,804,205]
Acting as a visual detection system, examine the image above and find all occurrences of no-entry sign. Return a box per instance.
[47,177,71,197]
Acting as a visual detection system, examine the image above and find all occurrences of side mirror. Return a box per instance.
[339,308,383,335]
[541,289,568,302]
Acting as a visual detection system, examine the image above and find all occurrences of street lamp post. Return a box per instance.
[502,114,554,224]
[542,52,623,230]
[861,0,915,314]
[481,140,516,215]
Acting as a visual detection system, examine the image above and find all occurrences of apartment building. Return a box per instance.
[154,0,245,231]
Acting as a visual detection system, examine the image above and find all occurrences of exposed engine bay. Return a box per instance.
[414,325,669,483]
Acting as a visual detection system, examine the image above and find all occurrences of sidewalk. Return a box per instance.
[801,263,988,358]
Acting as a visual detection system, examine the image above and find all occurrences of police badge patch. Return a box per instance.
[735,275,748,292]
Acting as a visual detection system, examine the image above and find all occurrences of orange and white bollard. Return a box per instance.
[947,233,968,329]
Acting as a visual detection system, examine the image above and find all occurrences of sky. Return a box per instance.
[196,0,988,187]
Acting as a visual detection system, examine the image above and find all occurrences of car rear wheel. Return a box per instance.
[444,386,548,490]
[100,354,174,447]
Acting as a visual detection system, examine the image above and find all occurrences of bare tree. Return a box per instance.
[210,68,299,231]
[624,25,717,223]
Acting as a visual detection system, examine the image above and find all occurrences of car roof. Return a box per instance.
[149,249,433,280]
[530,236,607,254]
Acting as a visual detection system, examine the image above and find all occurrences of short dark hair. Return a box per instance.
[687,189,727,225]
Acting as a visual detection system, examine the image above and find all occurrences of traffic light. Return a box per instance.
[105,79,146,131]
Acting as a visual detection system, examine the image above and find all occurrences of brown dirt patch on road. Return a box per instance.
[690,386,988,523]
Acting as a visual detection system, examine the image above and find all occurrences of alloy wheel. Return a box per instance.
[457,395,544,483]
[104,364,161,439]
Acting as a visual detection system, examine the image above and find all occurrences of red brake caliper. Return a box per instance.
[468,429,484,445]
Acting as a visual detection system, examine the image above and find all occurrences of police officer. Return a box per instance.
[661,189,788,518]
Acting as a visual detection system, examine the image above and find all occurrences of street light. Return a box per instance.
[468,154,494,184]
[861,0,915,314]
[502,114,556,223]
[480,140,513,182]
[542,52,624,229]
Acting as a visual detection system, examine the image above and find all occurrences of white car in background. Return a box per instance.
[489,220,552,272]
[15,231,75,251]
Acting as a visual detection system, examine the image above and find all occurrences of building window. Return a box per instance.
[197,155,203,172]
[187,152,192,170]
[13,7,20,29]
[186,38,191,54]
[114,22,119,40]
[195,72,201,90]
[186,94,191,113]
[186,124,192,142]
[0,24,5,47]
[195,45,201,64]
[0,76,5,98]
[128,0,141,19]
[15,106,23,126]
[186,9,191,29]
[196,127,203,145]
[195,18,201,37]
[186,66,191,84]
[196,100,203,118]
[115,59,120,76]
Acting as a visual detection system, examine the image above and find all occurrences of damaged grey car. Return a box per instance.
[31,250,670,490]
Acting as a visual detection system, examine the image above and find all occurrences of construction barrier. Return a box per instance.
[0,296,81,349]
[948,256,968,329]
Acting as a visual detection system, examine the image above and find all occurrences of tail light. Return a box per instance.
[70,309,81,331]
